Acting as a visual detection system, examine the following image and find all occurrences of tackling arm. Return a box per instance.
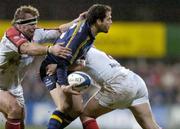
[19,42,71,58]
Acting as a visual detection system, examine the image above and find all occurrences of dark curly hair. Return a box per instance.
[86,4,111,26]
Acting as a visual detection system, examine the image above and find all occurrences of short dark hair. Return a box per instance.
[86,4,111,25]
[12,5,39,25]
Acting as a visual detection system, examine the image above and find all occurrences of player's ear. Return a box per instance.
[96,19,102,25]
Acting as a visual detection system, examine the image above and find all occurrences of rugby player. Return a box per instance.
[79,47,162,129]
[0,5,85,129]
[39,4,112,129]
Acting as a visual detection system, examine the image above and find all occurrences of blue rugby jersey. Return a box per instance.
[43,20,95,85]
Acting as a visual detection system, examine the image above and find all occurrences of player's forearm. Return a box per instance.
[19,42,49,56]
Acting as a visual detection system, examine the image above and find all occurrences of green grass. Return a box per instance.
[23,126,45,129]
[0,126,45,129]
[0,126,82,129]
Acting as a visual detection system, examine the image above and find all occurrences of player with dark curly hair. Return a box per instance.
[40,4,112,129]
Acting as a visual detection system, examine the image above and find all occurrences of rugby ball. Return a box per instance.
[67,71,91,91]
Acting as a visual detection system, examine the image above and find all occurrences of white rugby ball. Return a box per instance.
[67,71,91,91]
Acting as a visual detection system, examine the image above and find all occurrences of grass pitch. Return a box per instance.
[0,126,45,129]
[0,126,82,129]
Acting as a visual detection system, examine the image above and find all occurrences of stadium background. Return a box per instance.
[0,0,180,129]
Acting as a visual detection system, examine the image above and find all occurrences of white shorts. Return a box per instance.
[94,71,149,109]
[0,85,25,107]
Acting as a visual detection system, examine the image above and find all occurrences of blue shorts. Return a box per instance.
[42,74,57,91]
[40,60,73,91]
[40,60,57,91]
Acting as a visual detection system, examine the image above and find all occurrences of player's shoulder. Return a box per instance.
[6,27,20,38]
[34,28,52,33]
[6,27,28,47]
[34,28,44,32]
[33,28,44,38]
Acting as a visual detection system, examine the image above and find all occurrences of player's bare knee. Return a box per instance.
[8,101,23,118]
[9,106,23,117]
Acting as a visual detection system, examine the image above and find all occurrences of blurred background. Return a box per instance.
[0,0,180,129]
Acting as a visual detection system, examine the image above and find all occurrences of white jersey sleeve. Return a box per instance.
[33,29,60,43]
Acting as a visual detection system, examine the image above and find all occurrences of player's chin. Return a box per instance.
[104,30,109,33]
[104,28,110,33]
[102,29,108,33]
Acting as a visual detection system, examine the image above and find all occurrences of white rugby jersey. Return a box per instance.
[84,47,130,86]
[84,48,149,108]
[0,27,60,90]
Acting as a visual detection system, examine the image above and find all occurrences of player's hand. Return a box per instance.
[49,44,72,59]
[72,11,87,24]
[68,59,86,71]
[78,11,87,20]
[58,11,87,33]
[46,64,57,75]
[61,85,80,95]
[76,59,86,66]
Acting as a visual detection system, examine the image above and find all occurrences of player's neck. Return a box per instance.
[90,25,98,37]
